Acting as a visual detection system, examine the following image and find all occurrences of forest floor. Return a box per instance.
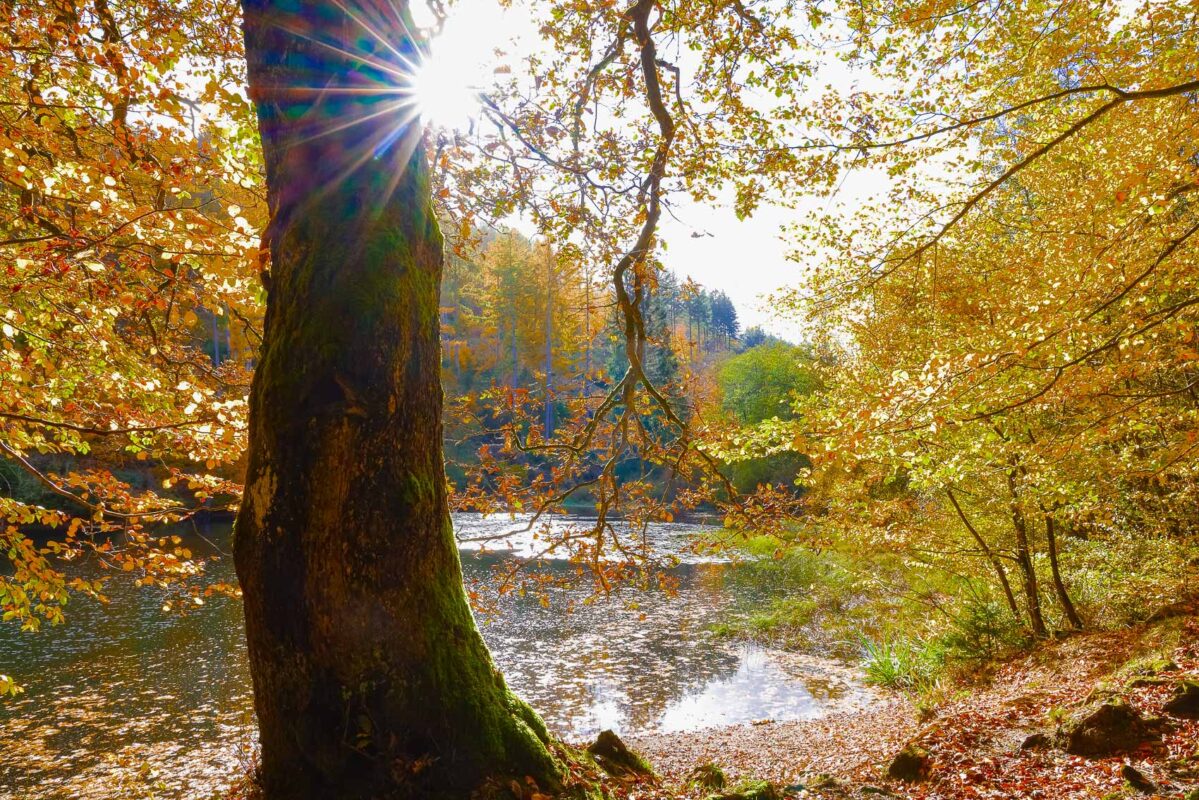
[623,608,1199,799]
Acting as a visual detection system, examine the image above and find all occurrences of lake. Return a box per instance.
[0,514,873,799]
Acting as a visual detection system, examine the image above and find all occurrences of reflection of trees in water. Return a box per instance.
[0,550,252,798]
[464,554,747,737]
[711,553,798,611]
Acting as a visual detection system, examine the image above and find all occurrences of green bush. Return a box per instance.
[1067,535,1195,627]
[746,596,820,635]
[860,634,944,695]
[937,591,1028,664]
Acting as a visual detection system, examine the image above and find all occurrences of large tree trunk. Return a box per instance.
[235,2,564,797]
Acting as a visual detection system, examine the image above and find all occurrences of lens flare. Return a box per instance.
[408,49,481,130]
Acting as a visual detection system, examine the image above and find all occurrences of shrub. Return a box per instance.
[860,634,944,695]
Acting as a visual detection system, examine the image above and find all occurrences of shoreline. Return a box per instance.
[609,611,1199,798]
[624,697,920,787]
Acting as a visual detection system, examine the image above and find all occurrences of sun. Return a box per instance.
[408,46,482,131]
[403,1,509,131]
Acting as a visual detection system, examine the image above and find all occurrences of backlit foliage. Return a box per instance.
[769,0,1199,633]
[1,0,264,634]
[2,0,1195,683]
[432,0,820,583]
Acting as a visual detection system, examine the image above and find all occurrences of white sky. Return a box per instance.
[409,0,874,343]
[657,201,807,341]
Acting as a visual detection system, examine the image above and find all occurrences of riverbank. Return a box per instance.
[626,698,919,788]
[623,606,1199,798]
[215,608,1198,800]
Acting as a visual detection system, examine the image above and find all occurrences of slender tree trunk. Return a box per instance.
[236,3,564,797]
[1007,470,1048,638]
[544,245,554,439]
[511,315,519,390]
[212,312,222,365]
[583,267,592,397]
[1045,514,1084,630]
[666,277,674,337]
[945,487,1023,626]
[497,320,504,372]
[224,304,234,363]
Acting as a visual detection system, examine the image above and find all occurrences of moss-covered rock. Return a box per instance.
[1125,656,1179,677]
[1163,680,1199,718]
[686,762,727,791]
[1020,732,1051,751]
[586,730,653,780]
[707,779,781,800]
[1121,764,1156,794]
[1057,699,1158,757]
[804,773,841,790]
[887,744,931,782]
[1126,676,1174,689]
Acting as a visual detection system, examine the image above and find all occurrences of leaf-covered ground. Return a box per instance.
[623,611,1199,799]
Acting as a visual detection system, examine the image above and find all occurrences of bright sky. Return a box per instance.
[657,201,807,341]
[408,0,886,344]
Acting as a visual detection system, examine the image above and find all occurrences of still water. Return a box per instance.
[0,515,873,799]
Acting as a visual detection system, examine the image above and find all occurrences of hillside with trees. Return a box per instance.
[439,227,746,499]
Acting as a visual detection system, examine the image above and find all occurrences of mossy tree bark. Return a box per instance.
[235,2,566,797]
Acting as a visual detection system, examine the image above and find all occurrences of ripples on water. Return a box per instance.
[0,514,873,799]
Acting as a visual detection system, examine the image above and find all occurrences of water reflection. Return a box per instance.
[0,515,873,799]
[455,513,729,564]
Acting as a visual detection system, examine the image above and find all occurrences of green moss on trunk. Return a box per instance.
[235,3,575,797]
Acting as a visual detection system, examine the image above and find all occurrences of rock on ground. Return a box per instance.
[1056,698,1157,757]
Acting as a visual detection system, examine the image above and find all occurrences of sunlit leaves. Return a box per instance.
[769,0,1199,625]
[0,0,262,640]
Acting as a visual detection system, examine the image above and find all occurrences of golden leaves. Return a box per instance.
[0,0,262,632]
[775,0,1199,608]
